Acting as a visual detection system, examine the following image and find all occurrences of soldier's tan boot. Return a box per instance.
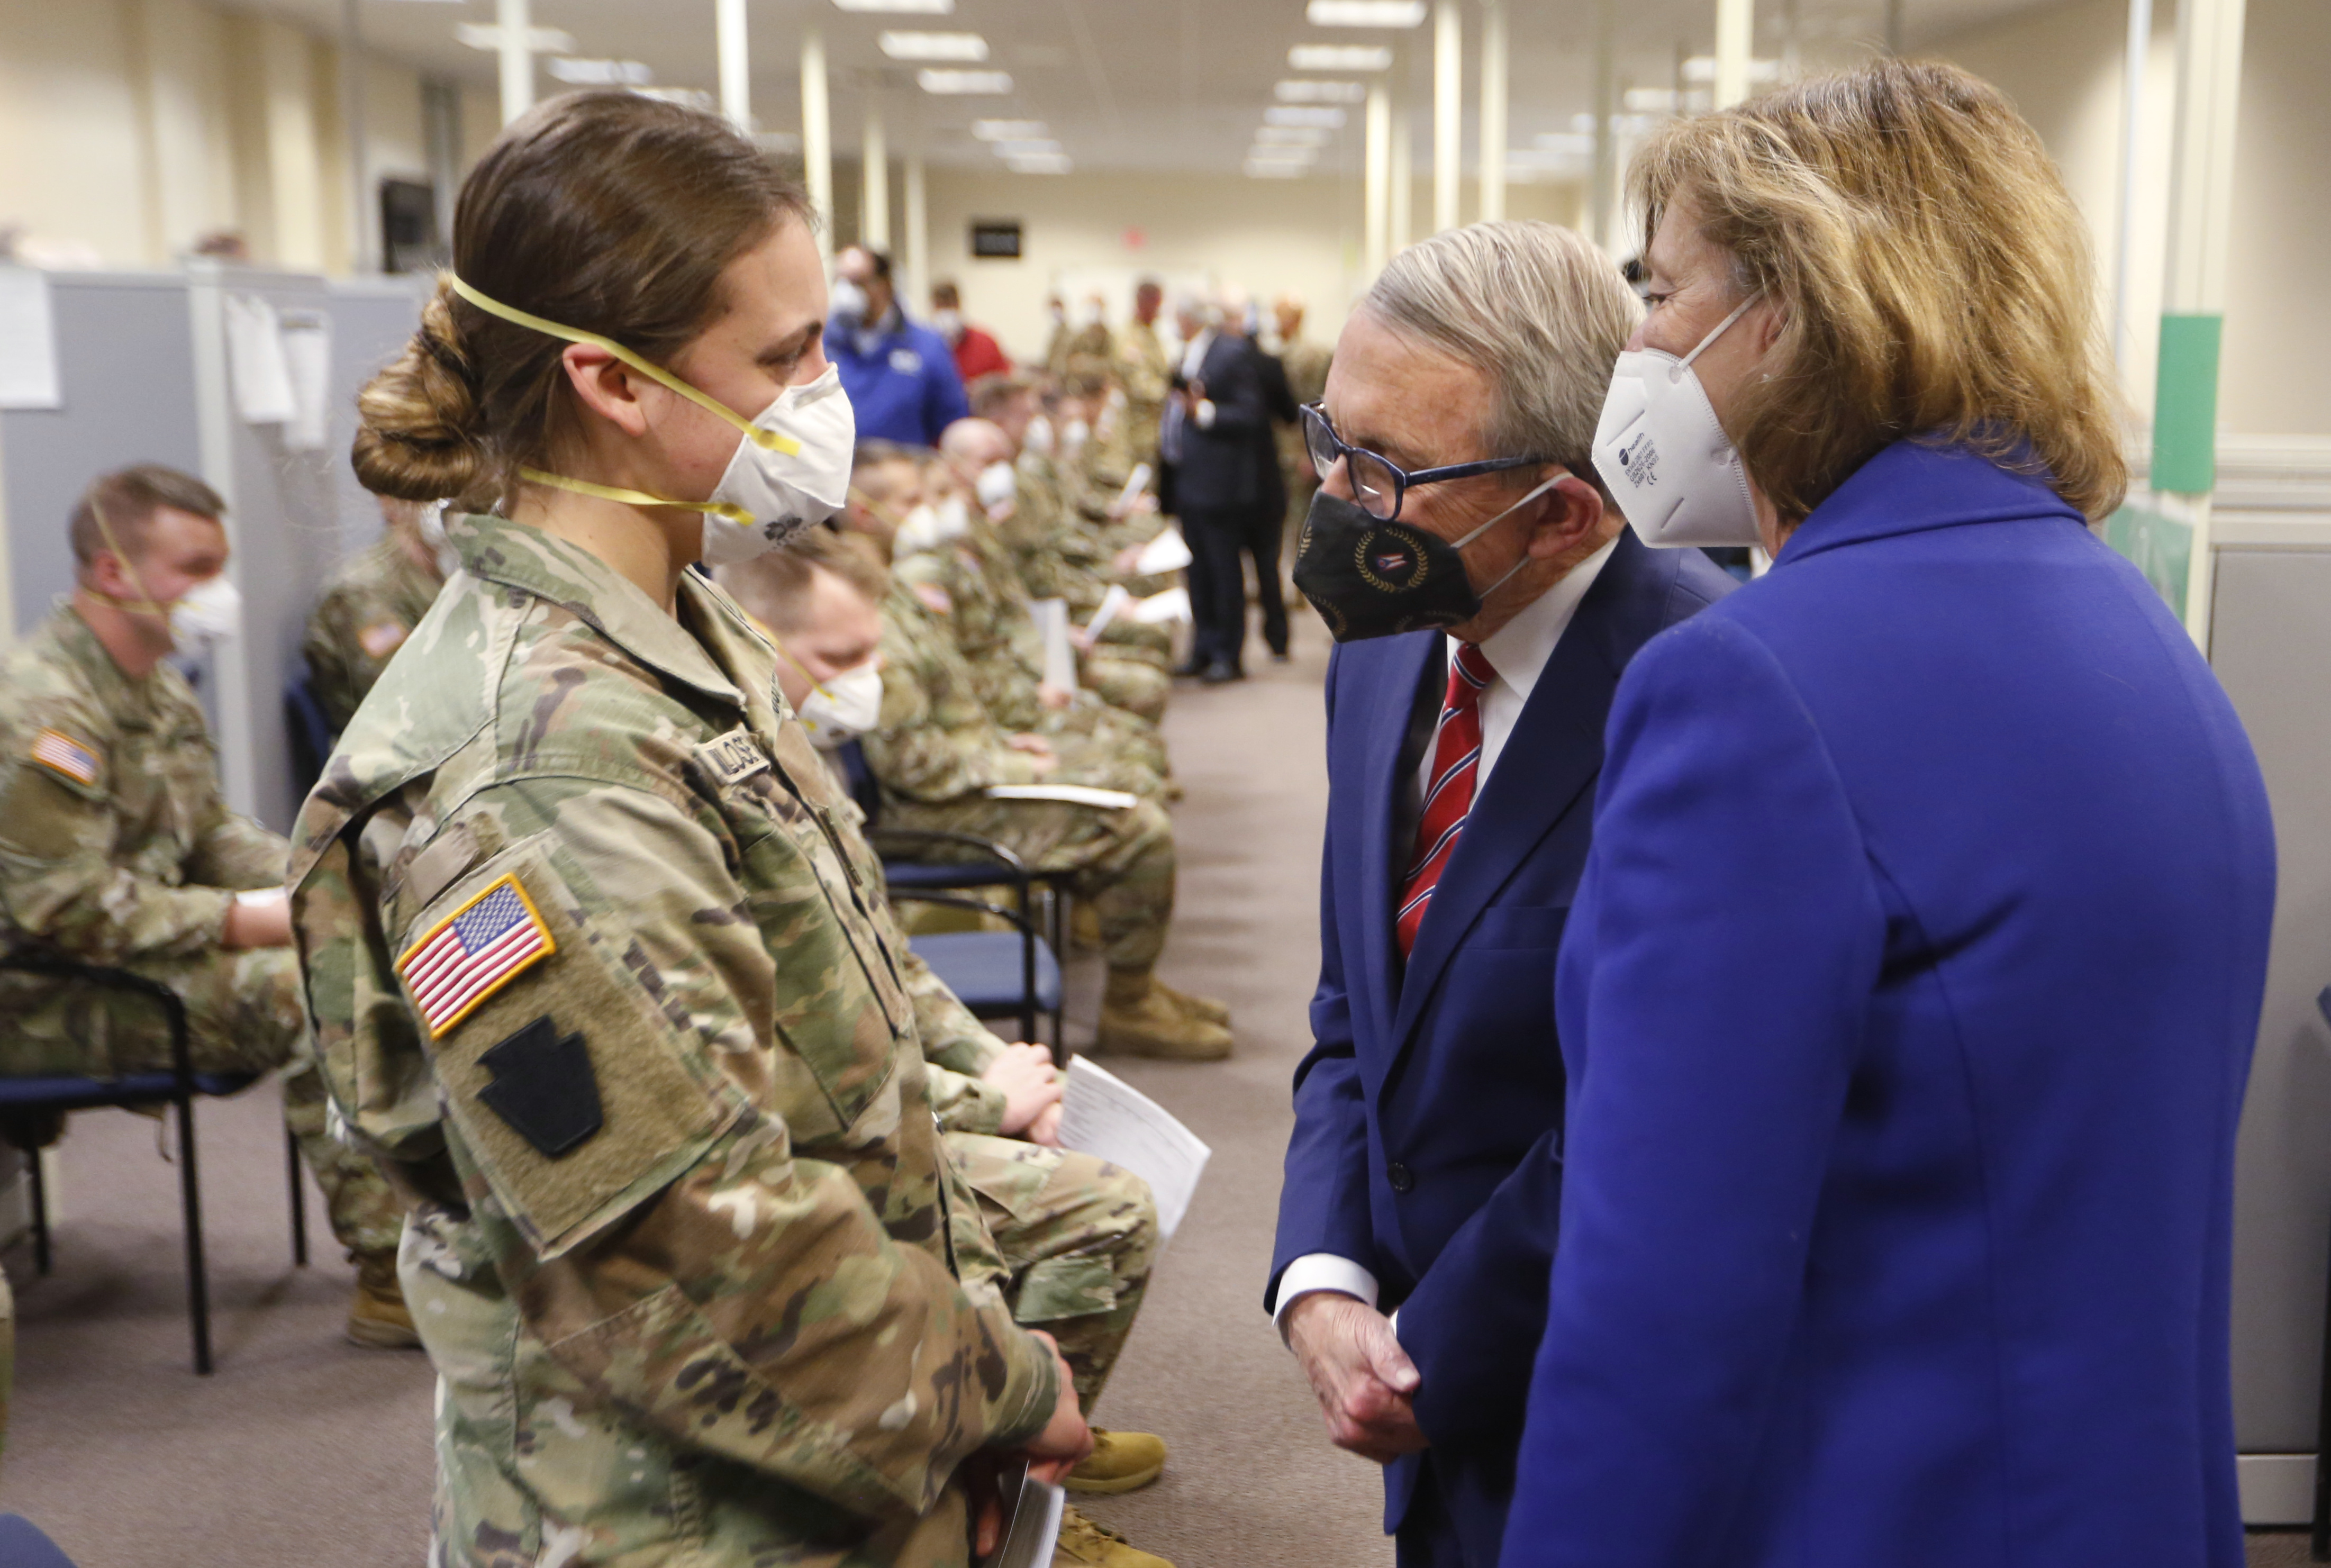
[1147,979,1228,1028]
[1097,972,1232,1061]
[346,1252,421,1350]
[1065,1428,1167,1494]
[1054,1504,1174,1568]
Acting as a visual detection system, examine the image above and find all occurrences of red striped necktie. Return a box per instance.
[1396,642,1496,958]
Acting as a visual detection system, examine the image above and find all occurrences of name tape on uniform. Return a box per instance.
[397,874,556,1039]
[697,728,771,788]
[31,728,99,786]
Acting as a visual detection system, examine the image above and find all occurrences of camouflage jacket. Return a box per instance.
[891,538,1054,734]
[1112,322,1171,458]
[302,533,446,733]
[0,607,284,964]
[1276,338,1334,496]
[859,583,1044,809]
[288,516,1055,1566]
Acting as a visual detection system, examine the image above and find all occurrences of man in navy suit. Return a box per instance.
[1162,293,1279,683]
[1268,221,1734,1568]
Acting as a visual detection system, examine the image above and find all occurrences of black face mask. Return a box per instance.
[1291,485,1549,643]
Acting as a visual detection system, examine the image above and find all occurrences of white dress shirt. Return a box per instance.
[1276,534,1620,1335]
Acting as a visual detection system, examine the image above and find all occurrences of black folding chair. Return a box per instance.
[0,949,307,1374]
[891,890,1063,1049]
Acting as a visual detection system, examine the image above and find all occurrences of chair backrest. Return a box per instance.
[0,1514,81,1567]
[837,739,883,823]
[283,666,337,804]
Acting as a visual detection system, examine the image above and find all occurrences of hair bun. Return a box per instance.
[352,278,487,502]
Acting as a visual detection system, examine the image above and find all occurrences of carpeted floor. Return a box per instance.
[1,631,2312,1568]
[0,633,1393,1567]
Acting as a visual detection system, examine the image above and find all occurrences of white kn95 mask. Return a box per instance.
[1593,292,1766,549]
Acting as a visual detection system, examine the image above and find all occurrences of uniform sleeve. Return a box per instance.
[187,797,292,892]
[861,620,1039,804]
[0,702,235,961]
[900,942,1011,1136]
[1501,618,1885,1568]
[304,780,1059,1521]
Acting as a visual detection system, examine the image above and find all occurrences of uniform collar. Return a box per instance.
[52,602,169,721]
[1775,438,2084,566]
[448,513,743,708]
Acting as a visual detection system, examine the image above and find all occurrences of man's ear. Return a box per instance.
[1523,473,1606,560]
[560,342,654,439]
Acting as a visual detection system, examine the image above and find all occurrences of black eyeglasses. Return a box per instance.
[1301,403,1553,523]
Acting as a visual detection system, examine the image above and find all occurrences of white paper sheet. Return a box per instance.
[1028,596,1077,691]
[1132,527,1193,576]
[0,267,60,410]
[223,294,295,424]
[983,1465,1065,1568]
[984,784,1139,810]
[1130,585,1191,626]
[1057,1057,1212,1239]
[1082,584,1134,642]
[1109,461,1154,516]
[278,311,333,452]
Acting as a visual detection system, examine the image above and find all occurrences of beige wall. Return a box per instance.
[1927,0,2329,438]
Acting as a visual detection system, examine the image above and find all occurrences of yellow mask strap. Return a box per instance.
[446,274,803,458]
[516,467,755,528]
[846,484,904,530]
[85,499,173,619]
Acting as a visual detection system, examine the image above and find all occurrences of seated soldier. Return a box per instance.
[301,492,452,732]
[724,528,1229,1061]
[0,466,411,1346]
[861,437,1168,791]
[718,538,1181,1568]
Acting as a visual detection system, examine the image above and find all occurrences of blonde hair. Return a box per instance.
[1365,221,1642,483]
[1630,59,2125,521]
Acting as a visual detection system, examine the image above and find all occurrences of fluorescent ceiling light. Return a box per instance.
[456,22,576,52]
[880,31,987,61]
[1306,0,1426,24]
[972,119,1048,140]
[1266,105,1346,128]
[834,0,953,11]
[1680,55,1783,84]
[1255,125,1331,146]
[1006,153,1073,174]
[547,58,653,85]
[635,86,714,111]
[1276,78,1367,103]
[991,139,1062,157]
[918,69,1013,94]
[1533,132,1594,157]
[1289,43,1392,70]
[1245,160,1308,179]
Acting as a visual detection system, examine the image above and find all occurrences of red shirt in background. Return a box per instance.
[952,325,1012,385]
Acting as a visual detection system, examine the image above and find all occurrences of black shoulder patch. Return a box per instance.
[476,1015,603,1158]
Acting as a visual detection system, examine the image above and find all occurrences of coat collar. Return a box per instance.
[449,514,743,709]
[1777,439,2085,567]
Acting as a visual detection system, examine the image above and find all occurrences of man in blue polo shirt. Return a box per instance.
[828,244,971,448]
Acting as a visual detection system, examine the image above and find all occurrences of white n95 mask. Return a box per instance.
[977,461,1018,515]
[1593,292,1765,548]
[794,660,886,750]
[892,502,944,556]
[1024,415,1056,459]
[449,276,854,564]
[168,575,243,649]
[930,495,972,543]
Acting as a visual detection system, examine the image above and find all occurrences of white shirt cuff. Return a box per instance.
[1194,398,1217,430]
[1274,1253,1381,1335]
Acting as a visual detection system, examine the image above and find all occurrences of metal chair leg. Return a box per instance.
[174,1093,213,1375]
[285,1123,309,1267]
[25,1141,50,1277]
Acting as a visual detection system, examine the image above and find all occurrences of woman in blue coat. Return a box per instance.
[1502,61,2275,1568]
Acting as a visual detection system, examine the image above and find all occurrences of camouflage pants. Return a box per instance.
[883,794,1176,975]
[1084,655,1169,726]
[0,948,404,1262]
[947,1132,1156,1413]
[1036,697,1167,784]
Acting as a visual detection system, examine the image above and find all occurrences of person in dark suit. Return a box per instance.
[1500,62,2274,1568]
[1163,294,1276,683]
[1268,220,1735,1568]
[1251,333,1302,660]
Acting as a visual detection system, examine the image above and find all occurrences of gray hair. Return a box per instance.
[1363,220,1641,484]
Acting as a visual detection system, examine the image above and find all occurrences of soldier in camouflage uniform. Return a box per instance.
[1113,282,1173,467]
[1270,296,1334,552]
[0,465,412,1346]
[301,493,450,732]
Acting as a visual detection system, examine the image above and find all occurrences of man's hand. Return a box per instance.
[1024,1101,1063,1147]
[982,1043,1063,1138]
[1005,733,1054,757]
[1283,1291,1428,1463]
[1015,1329,1093,1484]
[1037,681,1074,712]
[221,890,293,949]
[1113,544,1147,576]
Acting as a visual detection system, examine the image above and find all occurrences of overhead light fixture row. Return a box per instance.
[1288,43,1392,71]
[1266,105,1347,129]
[972,119,1048,140]
[547,58,653,84]
[833,0,953,12]
[1305,0,1426,25]
[1245,160,1310,179]
[1276,79,1367,103]
[991,139,1062,157]
[1255,125,1331,146]
[455,22,577,52]
[879,30,987,61]
[918,69,1013,94]
[1007,153,1073,174]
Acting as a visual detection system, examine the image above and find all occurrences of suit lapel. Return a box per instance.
[1356,633,1437,1085]
[1384,537,1666,1061]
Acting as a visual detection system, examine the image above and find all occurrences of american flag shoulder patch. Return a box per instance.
[396,874,556,1040]
[31,728,100,787]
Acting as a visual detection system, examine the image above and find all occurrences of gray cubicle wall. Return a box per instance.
[0,273,204,638]
[2213,523,2331,1522]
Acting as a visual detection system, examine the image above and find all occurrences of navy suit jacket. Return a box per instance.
[1171,334,1274,515]
[1270,529,1733,1559]
[1502,443,2275,1568]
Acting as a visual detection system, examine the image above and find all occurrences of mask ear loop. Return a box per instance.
[84,499,174,619]
[1673,289,1767,380]
[1455,468,1572,601]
